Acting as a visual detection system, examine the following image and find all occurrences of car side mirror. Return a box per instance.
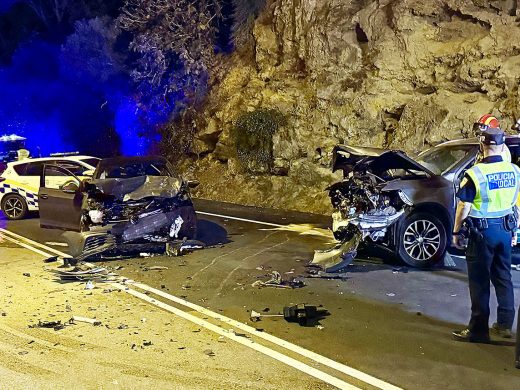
[61,181,80,193]
[82,169,95,177]
[186,179,199,189]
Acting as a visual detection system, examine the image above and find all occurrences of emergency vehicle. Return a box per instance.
[0,156,99,220]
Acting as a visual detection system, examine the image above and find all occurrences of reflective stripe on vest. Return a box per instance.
[466,161,520,218]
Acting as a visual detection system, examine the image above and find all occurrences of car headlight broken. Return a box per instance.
[398,190,413,206]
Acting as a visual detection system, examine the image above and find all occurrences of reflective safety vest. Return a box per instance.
[466,161,520,218]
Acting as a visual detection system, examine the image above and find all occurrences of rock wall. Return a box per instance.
[188,0,520,214]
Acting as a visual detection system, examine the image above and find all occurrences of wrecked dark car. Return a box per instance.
[38,156,199,261]
[324,136,520,269]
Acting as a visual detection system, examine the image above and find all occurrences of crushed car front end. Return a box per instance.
[58,157,199,261]
[316,144,455,270]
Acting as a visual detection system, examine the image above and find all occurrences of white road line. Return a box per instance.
[130,282,402,390]
[196,211,285,228]
[0,232,54,257]
[113,283,360,390]
[1,227,402,390]
[0,228,69,257]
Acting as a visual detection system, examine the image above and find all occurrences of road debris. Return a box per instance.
[204,349,215,357]
[70,316,102,326]
[143,266,169,271]
[250,304,329,327]
[22,273,31,277]
[306,269,348,280]
[251,271,305,289]
[311,233,360,273]
[29,320,65,331]
[47,265,116,282]
[392,267,409,274]
[386,293,396,297]
[166,239,205,256]
[85,280,95,290]
[44,242,68,247]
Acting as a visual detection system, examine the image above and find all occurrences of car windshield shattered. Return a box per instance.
[94,158,173,179]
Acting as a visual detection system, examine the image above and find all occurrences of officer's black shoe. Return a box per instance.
[516,360,520,369]
[452,328,490,343]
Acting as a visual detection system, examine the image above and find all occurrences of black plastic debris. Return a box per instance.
[251,304,329,327]
[29,320,65,331]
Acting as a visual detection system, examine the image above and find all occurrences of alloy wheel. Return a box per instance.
[403,219,441,262]
[4,197,24,219]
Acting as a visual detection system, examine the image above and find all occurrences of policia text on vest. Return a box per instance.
[465,161,520,219]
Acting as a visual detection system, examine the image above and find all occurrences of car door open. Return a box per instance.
[38,164,85,231]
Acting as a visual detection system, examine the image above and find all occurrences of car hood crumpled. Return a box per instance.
[332,145,434,177]
[90,175,182,201]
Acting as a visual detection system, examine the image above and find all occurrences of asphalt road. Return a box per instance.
[2,199,520,389]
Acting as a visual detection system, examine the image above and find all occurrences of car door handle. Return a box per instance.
[40,194,48,200]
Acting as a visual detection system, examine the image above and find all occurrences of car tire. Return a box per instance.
[397,212,447,268]
[1,194,28,220]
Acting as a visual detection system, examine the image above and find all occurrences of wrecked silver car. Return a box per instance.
[38,156,198,261]
[323,137,520,269]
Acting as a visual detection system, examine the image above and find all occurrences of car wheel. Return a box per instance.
[1,194,28,220]
[397,212,447,268]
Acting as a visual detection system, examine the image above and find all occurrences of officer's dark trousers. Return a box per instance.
[466,221,515,336]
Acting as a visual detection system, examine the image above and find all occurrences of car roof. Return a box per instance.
[6,155,99,167]
[433,134,520,148]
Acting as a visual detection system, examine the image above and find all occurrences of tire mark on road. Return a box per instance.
[216,234,291,296]
[191,231,281,281]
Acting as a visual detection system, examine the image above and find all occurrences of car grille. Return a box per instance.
[81,233,116,259]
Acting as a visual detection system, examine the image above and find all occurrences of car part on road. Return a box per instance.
[250,304,328,326]
[70,316,101,326]
[311,231,360,273]
[48,265,114,281]
[251,271,306,289]
[29,320,65,331]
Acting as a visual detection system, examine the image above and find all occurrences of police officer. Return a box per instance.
[452,127,520,343]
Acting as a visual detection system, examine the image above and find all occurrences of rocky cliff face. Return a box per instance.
[189,0,520,214]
